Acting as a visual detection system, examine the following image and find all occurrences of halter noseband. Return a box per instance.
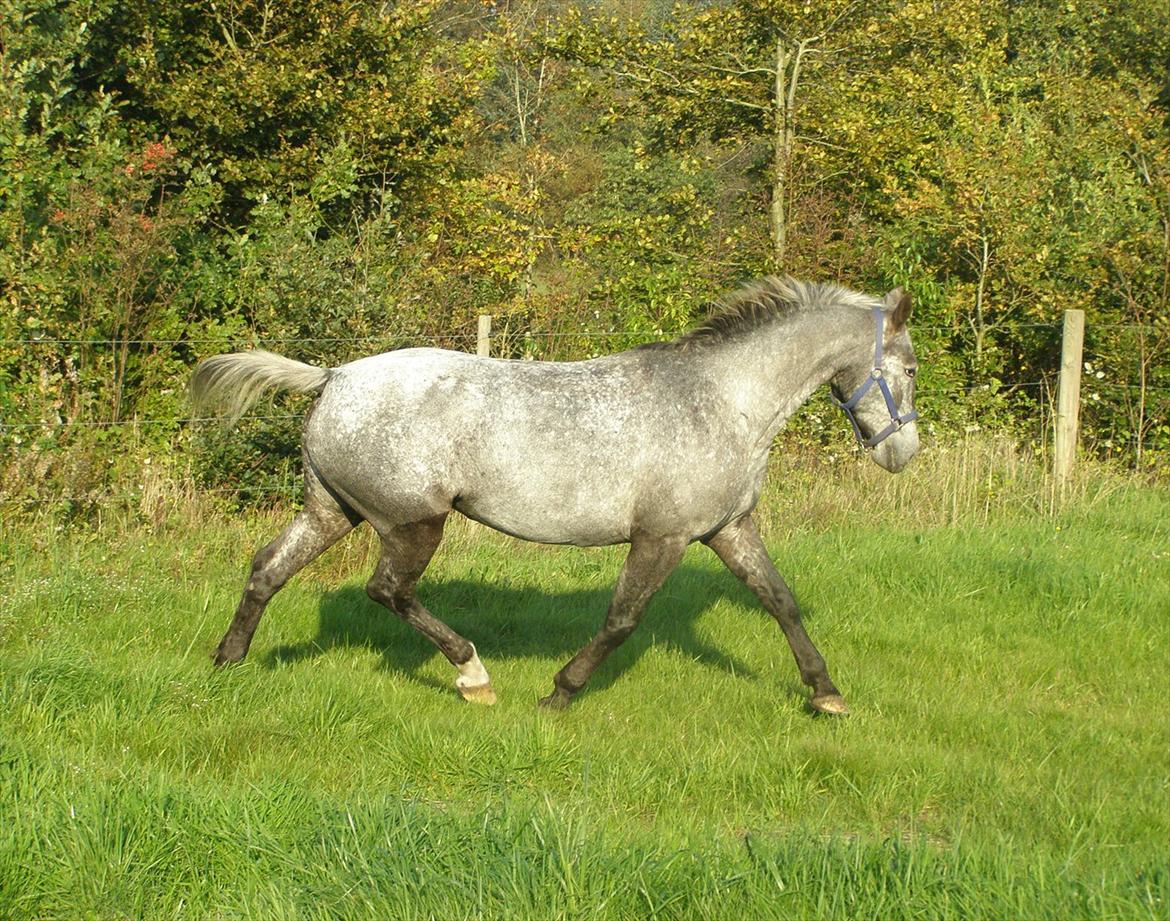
[832,306,918,449]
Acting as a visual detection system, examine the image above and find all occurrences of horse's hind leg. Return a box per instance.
[213,493,357,666]
[704,515,847,715]
[365,514,496,705]
[539,535,687,710]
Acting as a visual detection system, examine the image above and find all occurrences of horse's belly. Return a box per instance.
[452,467,636,546]
[455,498,629,547]
[451,451,759,547]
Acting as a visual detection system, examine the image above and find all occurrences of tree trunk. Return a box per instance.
[771,37,805,273]
[771,38,791,273]
[971,233,991,362]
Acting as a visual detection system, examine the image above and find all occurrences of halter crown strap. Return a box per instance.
[832,306,918,449]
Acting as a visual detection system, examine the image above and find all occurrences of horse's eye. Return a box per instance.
[906,367,917,378]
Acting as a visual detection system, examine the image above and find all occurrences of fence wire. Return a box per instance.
[0,484,298,507]
[0,322,1161,349]
[7,382,1170,433]
[0,383,1085,432]
[3,318,1165,507]
[2,317,1166,348]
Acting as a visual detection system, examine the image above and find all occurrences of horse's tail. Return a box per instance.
[190,350,332,423]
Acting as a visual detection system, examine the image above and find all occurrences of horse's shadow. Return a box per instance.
[263,563,793,699]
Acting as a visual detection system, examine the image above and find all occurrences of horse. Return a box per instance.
[190,277,919,714]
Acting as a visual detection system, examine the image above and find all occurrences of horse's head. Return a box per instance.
[830,287,920,473]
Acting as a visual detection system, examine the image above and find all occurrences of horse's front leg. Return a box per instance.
[539,535,687,710]
[704,515,847,715]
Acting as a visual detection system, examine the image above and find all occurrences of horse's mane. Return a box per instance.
[640,276,879,352]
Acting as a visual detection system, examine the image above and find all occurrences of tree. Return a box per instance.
[88,0,487,227]
[552,0,894,273]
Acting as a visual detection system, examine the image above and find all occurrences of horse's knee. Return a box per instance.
[365,577,391,607]
[366,576,412,614]
[603,616,639,646]
[245,543,283,596]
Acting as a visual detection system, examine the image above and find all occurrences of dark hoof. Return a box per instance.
[810,694,849,716]
[538,688,572,710]
[211,645,245,668]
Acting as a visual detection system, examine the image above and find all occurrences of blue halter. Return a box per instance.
[833,306,918,449]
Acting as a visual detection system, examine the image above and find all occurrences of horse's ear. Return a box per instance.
[885,287,912,332]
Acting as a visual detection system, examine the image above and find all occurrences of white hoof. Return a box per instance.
[458,682,497,706]
[455,646,496,706]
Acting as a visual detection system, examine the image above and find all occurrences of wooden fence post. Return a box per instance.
[477,314,492,357]
[1054,309,1085,487]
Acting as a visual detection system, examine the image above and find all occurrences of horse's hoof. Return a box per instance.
[810,694,849,715]
[458,682,497,706]
[212,648,242,668]
[538,689,571,710]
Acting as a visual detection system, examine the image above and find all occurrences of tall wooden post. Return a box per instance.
[477,314,492,357]
[1054,309,1085,487]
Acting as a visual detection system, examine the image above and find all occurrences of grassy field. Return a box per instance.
[1,444,1168,919]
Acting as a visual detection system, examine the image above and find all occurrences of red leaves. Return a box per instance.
[140,141,174,172]
[123,140,176,177]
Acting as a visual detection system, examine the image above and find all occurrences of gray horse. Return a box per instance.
[191,277,919,714]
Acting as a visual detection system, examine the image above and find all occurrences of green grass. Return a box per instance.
[1,447,1168,919]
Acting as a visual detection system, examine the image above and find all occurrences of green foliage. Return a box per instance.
[2,0,1169,507]
[95,0,487,226]
[561,140,722,341]
[1,2,224,499]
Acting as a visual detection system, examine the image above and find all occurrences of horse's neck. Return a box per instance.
[707,308,869,450]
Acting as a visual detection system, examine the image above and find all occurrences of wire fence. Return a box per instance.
[0,321,1159,348]
[2,318,1166,435]
[23,380,1165,433]
[2,319,1166,507]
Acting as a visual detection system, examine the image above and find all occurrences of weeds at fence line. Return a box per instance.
[1,318,1166,512]
[1,436,1152,544]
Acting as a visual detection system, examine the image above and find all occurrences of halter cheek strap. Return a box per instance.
[832,306,918,449]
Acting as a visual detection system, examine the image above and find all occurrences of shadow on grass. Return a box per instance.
[261,563,814,701]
